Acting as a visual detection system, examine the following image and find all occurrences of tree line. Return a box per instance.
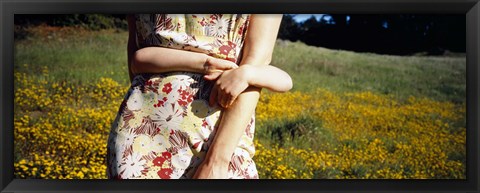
[278,14,466,56]
[14,14,128,30]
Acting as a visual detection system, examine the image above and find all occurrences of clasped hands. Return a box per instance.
[203,56,253,109]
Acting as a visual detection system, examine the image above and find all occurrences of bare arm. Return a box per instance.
[132,47,238,75]
[244,65,293,92]
[193,14,283,179]
[133,47,209,74]
[204,64,293,95]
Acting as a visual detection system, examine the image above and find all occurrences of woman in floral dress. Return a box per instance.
[106,14,290,179]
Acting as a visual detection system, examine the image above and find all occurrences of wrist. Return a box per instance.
[204,145,231,166]
[239,64,256,86]
[201,55,212,73]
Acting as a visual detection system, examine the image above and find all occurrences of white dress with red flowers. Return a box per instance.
[106,14,258,179]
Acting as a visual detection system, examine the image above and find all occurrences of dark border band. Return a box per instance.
[1,0,479,193]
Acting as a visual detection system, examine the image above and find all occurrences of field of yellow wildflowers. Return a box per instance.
[13,26,466,179]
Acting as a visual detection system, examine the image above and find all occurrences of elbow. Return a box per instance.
[276,75,293,93]
[132,48,153,73]
[281,67,293,92]
[133,48,148,66]
[131,51,142,74]
[284,76,293,92]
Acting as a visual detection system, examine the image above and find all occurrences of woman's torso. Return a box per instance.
[106,14,258,179]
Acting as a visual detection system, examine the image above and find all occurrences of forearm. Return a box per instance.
[132,47,208,74]
[205,87,261,164]
[206,56,268,163]
[244,65,293,92]
[203,62,264,164]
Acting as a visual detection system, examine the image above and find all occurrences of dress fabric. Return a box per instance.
[106,14,258,179]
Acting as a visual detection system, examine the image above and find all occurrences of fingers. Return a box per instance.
[204,72,222,80]
[211,83,233,109]
[223,61,239,69]
[222,90,239,108]
[216,86,239,109]
[204,63,225,74]
[227,95,237,108]
[203,61,224,80]
[215,57,238,70]
[216,86,228,109]
[207,57,238,71]
[218,92,232,109]
[205,69,224,76]
[207,69,242,108]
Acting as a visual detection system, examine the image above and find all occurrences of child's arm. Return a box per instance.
[132,47,209,74]
[246,65,293,92]
[132,47,238,75]
[206,64,292,92]
[205,64,292,108]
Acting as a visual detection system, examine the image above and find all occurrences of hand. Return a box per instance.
[206,65,252,108]
[192,160,229,179]
[203,57,238,80]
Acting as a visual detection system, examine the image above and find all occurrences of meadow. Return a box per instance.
[13,26,466,179]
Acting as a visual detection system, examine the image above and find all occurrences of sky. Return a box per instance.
[292,14,325,23]
[292,14,357,26]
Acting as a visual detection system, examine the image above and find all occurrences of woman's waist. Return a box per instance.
[131,72,210,88]
[128,71,214,107]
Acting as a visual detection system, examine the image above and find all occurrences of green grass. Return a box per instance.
[272,40,466,104]
[15,28,130,86]
[256,115,338,151]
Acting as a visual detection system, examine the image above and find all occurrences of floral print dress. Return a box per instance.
[106,14,258,179]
